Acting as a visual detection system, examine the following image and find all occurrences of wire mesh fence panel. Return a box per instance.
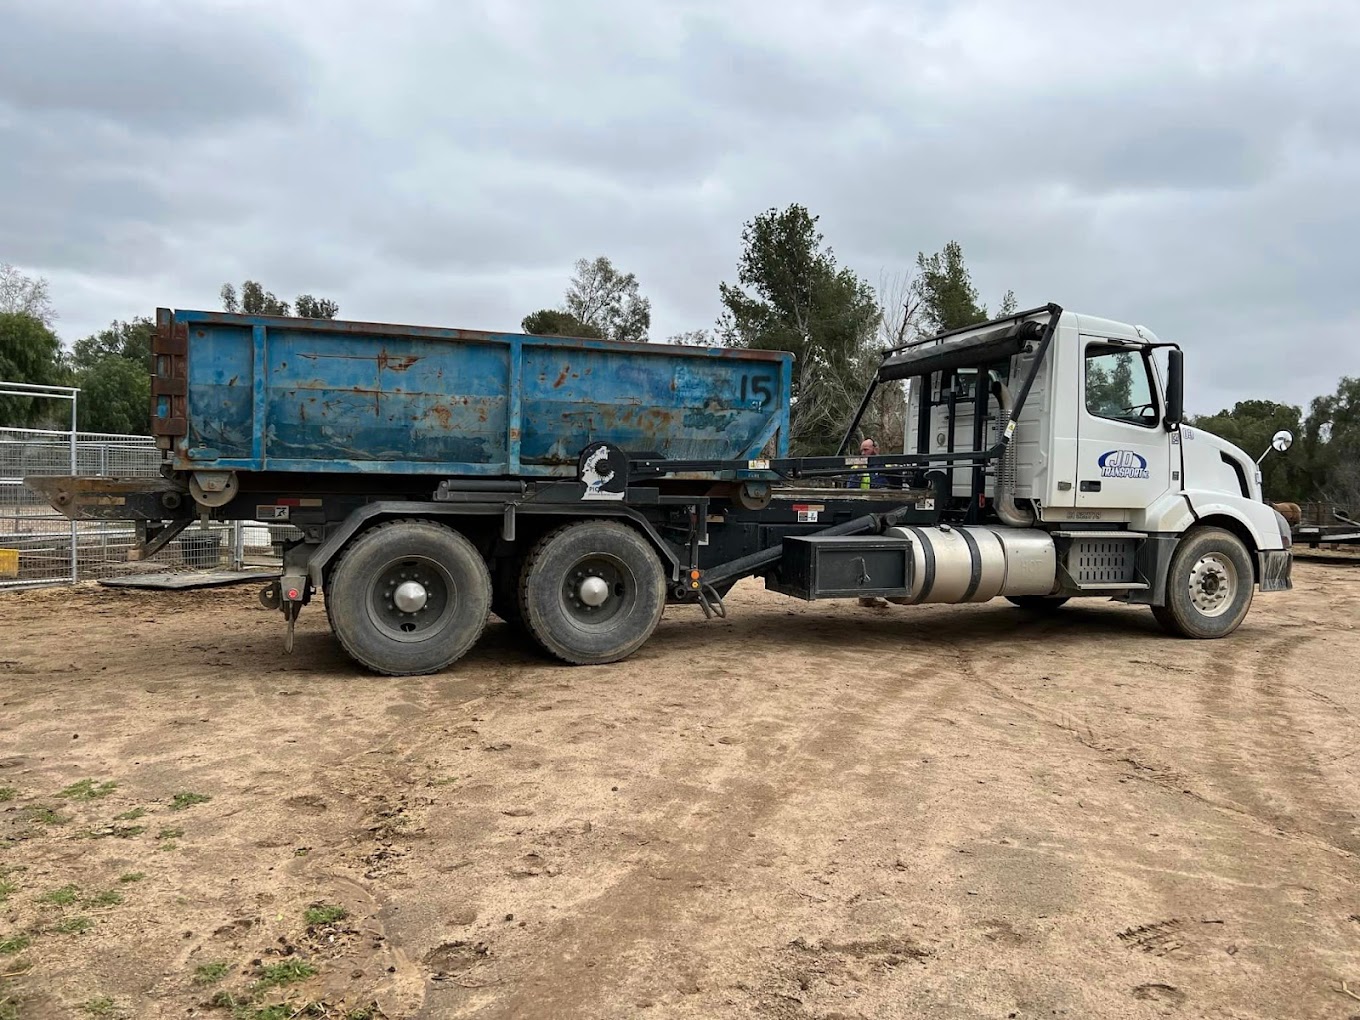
[0,425,267,587]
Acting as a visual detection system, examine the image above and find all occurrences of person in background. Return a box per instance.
[849,437,891,607]
[846,437,887,490]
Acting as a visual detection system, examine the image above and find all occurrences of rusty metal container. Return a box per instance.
[150,310,792,478]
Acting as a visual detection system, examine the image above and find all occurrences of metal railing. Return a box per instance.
[2,381,298,588]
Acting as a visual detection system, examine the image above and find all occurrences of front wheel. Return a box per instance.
[519,520,666,665]
[1152,527,1254,639]
[327,519,491,675]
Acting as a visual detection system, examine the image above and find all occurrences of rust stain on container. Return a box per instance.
[431,405,452,428]
[378,351,421,372]
[553,366,571,388]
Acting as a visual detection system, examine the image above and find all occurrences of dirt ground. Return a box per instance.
[3,562,1360,1020]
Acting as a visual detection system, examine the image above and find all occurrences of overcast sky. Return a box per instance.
[1,0,1356,415]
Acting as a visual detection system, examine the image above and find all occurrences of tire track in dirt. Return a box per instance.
[462,643,970,1020]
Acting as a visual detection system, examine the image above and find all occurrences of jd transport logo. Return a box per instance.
[1099,449,1150,479]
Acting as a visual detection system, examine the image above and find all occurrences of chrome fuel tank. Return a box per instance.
[884,525,1056,604]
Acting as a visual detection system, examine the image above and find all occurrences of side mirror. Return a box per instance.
[1257,429,1294,465]
[1164,348,1184,429]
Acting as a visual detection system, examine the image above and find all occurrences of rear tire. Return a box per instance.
[1152,527,1254,639]
[519,520,666,665]
[328,519,491,675]
[1006,595,1070,611]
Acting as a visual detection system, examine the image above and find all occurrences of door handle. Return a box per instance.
[1079,480,1101,492]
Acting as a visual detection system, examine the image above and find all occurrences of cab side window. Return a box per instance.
[1084,345,1158,428]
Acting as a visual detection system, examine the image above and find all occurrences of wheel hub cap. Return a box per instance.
[393,580,429,613]
[578,575,610,607]
[1188,554,1234,616]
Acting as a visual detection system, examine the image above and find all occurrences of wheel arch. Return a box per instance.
[1192,514,1260,583]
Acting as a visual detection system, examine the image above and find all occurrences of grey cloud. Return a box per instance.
[0,0,308,130]
[1,0,1355,421]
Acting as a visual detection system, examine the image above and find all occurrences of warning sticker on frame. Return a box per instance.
[256,505,290,520]
[792,503,823,524]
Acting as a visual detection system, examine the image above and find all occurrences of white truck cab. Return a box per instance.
[891,304,1292,637]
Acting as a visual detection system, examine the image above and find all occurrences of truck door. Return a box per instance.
[1075,339,1171,509]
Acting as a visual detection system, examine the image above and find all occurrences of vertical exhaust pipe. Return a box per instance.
[993,381,1036,528]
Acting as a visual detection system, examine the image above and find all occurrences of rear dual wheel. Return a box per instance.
[518,520,666,665]
[327,519,491,676]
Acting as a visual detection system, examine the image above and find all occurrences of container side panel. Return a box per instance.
[185,323,255,460]
[519,345,784,466]
[262,330,511,468]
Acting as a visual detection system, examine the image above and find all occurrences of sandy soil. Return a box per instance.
[2,563,1360,1020]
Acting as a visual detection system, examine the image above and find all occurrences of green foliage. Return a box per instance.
[221,282,339,320]
[193,961,231,985]
[303,903,347,926]
[520,309,604,339]
[0,311,67,426]
[70,319,152,372]
[117,872,145,883]
[21,805,65,826]
[1189,399,1308,502]
[68,317,155,434]
[158,827,184,840]
[717,203,880,455]
[0,879,14,903]
[294,294,339,319]
[38,884,80,906]
[86,889,123,908]
[113,808,146,821]
[563,256,651,343]
[79,996,119,1017]
[169,791,211,811]
[0,934,29,955]
[913,240,991,333]
[51,916,92,934]
[1302,375,1360,507]
[252,959,317,991]
[57,778,117,801]
[0,788,14,803]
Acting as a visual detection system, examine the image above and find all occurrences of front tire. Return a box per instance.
[1152,527,1254,639]
[328,519,491,675]
[519,520,666,665]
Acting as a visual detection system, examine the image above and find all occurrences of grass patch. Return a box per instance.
[113,807,146,821]
[57,779,117,801]
[158,841,179,852]
[0,879,15,903]
[168,792,211,811]
[38,884,80,906]
[0,787,15,802]
[303,903,347,926]
[157,827,184,840]
[0,1000,18,1020]
[117,872,145,884]
[79,997,119,1017]
[0,934,30,955]
[251,959,317,991]
[193,961,230,985]
[87,890,123,908]
[22,805,67,826]
[51,916,92,934]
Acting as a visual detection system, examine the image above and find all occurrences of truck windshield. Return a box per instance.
[1084,344,1158,428]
